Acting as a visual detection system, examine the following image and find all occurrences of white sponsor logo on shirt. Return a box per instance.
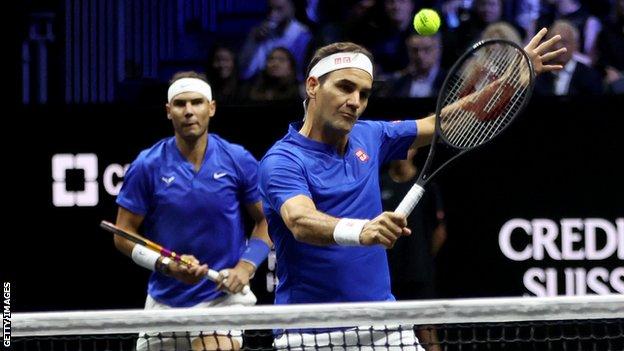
[161,176,175,185]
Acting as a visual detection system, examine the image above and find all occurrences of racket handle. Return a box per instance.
[207,269,251,295]
[395,184,425,217]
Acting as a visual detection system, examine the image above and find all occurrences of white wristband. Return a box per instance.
[131,244,160,271]
[333,218,369,246]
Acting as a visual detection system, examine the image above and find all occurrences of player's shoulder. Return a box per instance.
[132,137,173,168]
[261,133,300,159]
[210,133,256,162]
[260,136,306,169]
[352,119,387,137]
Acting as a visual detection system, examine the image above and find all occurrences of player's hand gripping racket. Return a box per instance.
[100,220,251,295]
[396,39,535,216]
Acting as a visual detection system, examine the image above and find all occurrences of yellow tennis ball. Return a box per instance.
[413,9,441,36]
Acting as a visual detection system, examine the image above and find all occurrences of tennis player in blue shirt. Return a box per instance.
[115,71,272,351]
[259,42,433,350]
[259,34,565,350]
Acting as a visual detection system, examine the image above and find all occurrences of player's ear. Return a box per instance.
[208,99,216,118]
[165,104,172,120]
[306,76,320,100]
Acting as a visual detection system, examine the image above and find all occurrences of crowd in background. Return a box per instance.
[205,0,624,104]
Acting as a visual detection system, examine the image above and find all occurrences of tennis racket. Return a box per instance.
[396,39,535,216]
[100,220,251,295]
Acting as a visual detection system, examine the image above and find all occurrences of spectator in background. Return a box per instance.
[239,0,312,81]
[355,0,417,76]
[314,0,377,47]
[443,0,513,67]
[438,0,472,30]
[511,0,541,40]
[293,0,368,29]
[481,21,522,44]
[381,149,447,351]
[534,20,603,96]
[240,47,303,102]
[206,46,239,104]
[381,33,446,98]
[596,0,624,94]
[537,0,602,63]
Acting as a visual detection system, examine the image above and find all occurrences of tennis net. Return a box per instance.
[11,295,624,350]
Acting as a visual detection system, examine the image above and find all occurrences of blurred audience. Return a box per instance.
[355,0,417,76]
[481,21,522,44]
[206,46,240,104]
[534,20,603,96]
[239,0,312,80]
[443,0,520,67]
[381,33,446,98]
[240,47,303,102]
[511,0,541,40]
[537,0,602,63]
[314,0,377,47]
[438,0,472,30]
[596,0,624,94]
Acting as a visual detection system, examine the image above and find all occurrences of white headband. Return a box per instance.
[167,78,212,102]
[308,52,373,79]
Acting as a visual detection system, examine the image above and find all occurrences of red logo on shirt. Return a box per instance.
[355,148,369,162]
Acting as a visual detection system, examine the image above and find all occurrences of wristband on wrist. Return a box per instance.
[131,244,160,271]
[240,238,271,269]
[333,218,369,246]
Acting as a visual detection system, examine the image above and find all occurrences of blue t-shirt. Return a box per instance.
[259,120,417,304]
[117,134,260,307]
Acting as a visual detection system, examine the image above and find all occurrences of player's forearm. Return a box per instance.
[250,218,272,247]
[413,115,436,149]
[113,235,135,257]
[283,206,340,246]
[115,207,145,257]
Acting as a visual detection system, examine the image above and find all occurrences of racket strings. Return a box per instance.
[440,44,530,148]
[441,44,511,141]
[445,48,526,147]
[474,54,530,146]
[443,46,518,145]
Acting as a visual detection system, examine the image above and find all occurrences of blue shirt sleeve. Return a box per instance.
[259,152,312,213]
[116,156,152,216]
[377,120,418,164]
[236,149,261,205]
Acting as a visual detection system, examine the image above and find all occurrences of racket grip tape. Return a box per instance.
[395,184,425,217]
[207,269,251,295]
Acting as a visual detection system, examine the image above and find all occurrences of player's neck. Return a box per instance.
[175,132,208,171]
[300,116,349,155]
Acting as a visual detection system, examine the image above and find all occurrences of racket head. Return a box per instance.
[435,39,535,150]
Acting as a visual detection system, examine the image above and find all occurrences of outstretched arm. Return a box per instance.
[280,195,411,248]
[409,28,567,152]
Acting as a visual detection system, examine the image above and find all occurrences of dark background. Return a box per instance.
[4,95,623,312]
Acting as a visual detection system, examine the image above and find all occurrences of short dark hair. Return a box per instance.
[305,42,374,82]
[168,71,209,85]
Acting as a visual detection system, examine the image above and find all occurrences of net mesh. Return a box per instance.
[11,295,624,351]
[439,41,532,149]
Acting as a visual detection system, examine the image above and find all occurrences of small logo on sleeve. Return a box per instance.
[355,148,370,162]
[213,172,228,180]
